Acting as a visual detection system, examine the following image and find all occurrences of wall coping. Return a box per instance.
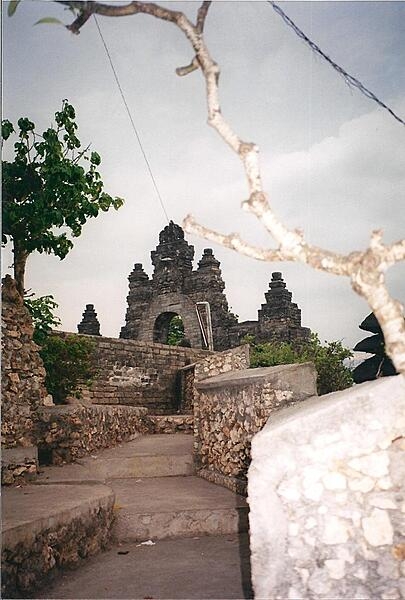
[52,330,214,355]
[254,374,405,443]
[36,405,148,416]
[195,362,316,391]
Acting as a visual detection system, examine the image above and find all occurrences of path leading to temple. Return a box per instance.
[4,434,252,599]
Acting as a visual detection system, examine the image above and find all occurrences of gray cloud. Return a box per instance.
[2,1,404,351]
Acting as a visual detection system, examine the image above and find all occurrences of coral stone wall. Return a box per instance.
[194,361,317,494]
[56,333,211,414]
[248,375,405,600]
[1,276,51,484]
[1,276,50,449]
[2,484,115,598]
[35,405,150,465]
[194,344,250,383]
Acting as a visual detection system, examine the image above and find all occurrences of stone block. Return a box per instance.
[248,375,405,600]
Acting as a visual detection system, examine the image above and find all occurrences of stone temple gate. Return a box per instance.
[117,221,310,351]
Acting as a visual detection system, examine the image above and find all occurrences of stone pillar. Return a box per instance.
[192,248,238,351]
[77,304,101,336]
[120,264,152,339]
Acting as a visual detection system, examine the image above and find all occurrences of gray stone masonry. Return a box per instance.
[194,361,317,494]
[77,304,101,336]
[1,275,52,485]
[120,222,310,350]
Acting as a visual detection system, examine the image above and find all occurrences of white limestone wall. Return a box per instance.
[248,375,405,600]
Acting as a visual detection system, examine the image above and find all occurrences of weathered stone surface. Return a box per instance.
[194,360,317,493]
[35,405,150,465]
[77,304,101,336]
[55,332,211,413]
[2,483,114,598]
[1,276,50,484]
[147,414,194,434]
[120,223,309,350]
[248,375,405,600]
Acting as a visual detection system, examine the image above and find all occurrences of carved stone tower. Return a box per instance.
[120,221,237,350]
[120,223,310,350]
[77,304,101,336]
[257,272,310,343]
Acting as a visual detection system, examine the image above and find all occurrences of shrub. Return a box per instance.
[247,333,353,395]
[40,334,95,404]
[25,295,95,404]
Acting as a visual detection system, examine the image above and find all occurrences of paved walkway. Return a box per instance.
[34,534,252,599]
[5,434,252,599]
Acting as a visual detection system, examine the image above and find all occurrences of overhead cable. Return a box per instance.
[268,1,405,127]
[93,14,170,222]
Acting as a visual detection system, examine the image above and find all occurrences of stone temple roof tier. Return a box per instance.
[120,223,310,350]
[78,304,101,336]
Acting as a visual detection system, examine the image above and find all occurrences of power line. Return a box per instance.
[93,15,170,222]
[267,1,405,127]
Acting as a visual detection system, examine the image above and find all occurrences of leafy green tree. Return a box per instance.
[2,100,123,296]
[24,295,61,346]
[248,333,353,395]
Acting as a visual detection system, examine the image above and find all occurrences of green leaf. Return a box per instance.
[2,120,15,140]
[34,17,64,26]
[90,151,101,166]
[8,0,21,17]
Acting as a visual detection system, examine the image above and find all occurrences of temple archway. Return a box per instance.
[153,312,185,345]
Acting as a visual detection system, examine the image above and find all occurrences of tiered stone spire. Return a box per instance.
[257,272,309,343]
[120,225,310,349]
[77,304,101,336]
[151,221,194,292]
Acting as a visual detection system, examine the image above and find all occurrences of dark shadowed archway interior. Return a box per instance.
[153,312,185,345]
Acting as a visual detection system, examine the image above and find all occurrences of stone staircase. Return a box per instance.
[36,433,248,542]
[3,432,250,598]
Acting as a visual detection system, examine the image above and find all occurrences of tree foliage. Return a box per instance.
[167,315,185,345]
[24,295,61,346]
[2,100,124,295]
[247,333,353,395]
[40,334,95,405]
[25,294,95,404]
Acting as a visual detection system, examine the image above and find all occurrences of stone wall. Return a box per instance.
[1,276,51,483]
[2,484,114,598]
[194,343,250,383]
[56,333,211,414]
[248,375,405,600]
[194,361,317,494]
[35,405,149,465]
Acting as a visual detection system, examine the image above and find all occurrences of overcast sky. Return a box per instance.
[3,1,404,349]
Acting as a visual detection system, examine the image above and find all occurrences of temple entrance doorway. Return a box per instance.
[153,312,185,345]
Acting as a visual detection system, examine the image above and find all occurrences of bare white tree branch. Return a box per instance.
[59,0,405,373]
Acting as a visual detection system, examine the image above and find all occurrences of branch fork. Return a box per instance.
[59,0,405,373]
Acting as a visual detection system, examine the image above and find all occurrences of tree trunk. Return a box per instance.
[13,242,29,298]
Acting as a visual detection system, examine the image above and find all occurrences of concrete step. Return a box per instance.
[36,434,194,482]
[111,475,249,542]
[2,483,115,598]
